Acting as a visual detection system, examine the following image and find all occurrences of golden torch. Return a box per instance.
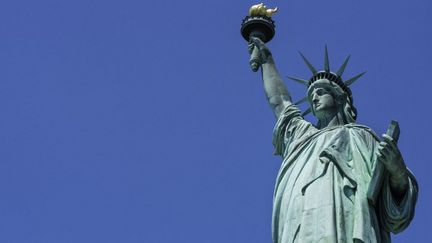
[241,3,278,72]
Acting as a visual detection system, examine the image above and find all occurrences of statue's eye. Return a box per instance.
[317,89,330,96]
[316,89,325,95]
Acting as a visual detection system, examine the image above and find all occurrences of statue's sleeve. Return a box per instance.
[353,127,418,234]
[378,170,418,233]
[272,104,315,157]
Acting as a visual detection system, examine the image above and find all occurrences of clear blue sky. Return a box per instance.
[0,0,430,242]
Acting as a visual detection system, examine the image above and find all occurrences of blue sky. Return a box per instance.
[0,0,430,242]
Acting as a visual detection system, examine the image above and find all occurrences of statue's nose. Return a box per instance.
[312,94,319,104]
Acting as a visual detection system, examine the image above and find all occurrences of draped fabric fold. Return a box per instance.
[271,105,418,243]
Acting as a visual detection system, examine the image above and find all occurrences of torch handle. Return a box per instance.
[241,12,276,72]
[249,44,261,72]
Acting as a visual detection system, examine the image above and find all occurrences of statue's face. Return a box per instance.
[310,87,337,119]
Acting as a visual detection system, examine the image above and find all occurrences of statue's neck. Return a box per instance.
[318,112,347,129]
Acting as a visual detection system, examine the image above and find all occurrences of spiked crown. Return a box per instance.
[287,46,365,117]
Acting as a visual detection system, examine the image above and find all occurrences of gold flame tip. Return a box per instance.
[249,3,278,17]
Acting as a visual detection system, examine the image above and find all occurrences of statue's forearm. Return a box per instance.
[389,165,409,199]
[261,56,292,117]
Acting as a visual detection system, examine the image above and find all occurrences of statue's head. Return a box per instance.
[307,77,357,125]
[287,47,365,126]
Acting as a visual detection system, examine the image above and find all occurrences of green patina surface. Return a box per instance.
[244,34,418,242]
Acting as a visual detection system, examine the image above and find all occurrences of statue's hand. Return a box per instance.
[249,37,272,63]
[377,134,405,174]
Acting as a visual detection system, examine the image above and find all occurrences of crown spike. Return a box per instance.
[287,76,309,86]
[302,107,312,117]
[299,52,317,75]
[324,45,330,72]
[345,72,366,86]
[336,55,351,77]
[294,96,308,105]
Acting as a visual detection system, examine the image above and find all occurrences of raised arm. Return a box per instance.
[250,37,292,118]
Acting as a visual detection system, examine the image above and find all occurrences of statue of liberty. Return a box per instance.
[247,36,418,243]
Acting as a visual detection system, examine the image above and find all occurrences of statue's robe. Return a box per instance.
[272,105,418,243]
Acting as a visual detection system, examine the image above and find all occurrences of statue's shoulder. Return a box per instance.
[344,123,380,141]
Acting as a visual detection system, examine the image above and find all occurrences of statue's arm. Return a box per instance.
[369,132,418,233]
[378,169,418,233]
[377,134,410,198]
[250,38,293,118]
